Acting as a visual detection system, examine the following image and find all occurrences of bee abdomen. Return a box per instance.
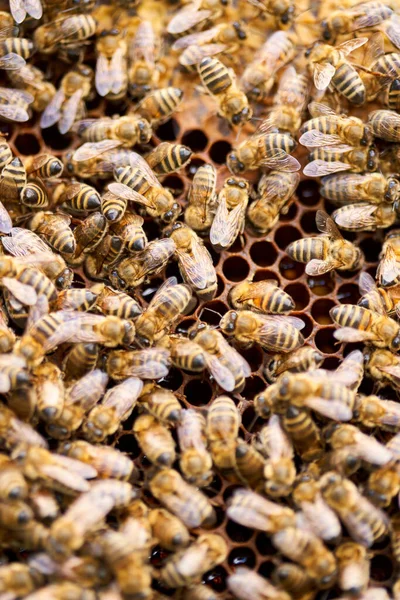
[198,57,232,95]
[332,64,365,105]
[265,289,295,313]
[286,238,327,262]
[330,304,371,329]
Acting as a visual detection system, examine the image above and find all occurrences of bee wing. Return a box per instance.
[1,277,37,306]
[9,0,26,22]
[9,416,48,448]
[172,26,220,50]
[337,37,368,56]
[218,336,251,377]
[110,48,126,95]
[369,109,400,139]
[313,62,336,90]
[334,350,364,388]
[333,327,377,343]
[39,465,90,493]
[250,315,304,351]
[180,43,227,66]
[0,374,11,393]
[167,8,212,35]
[377,243,400,287]
[58,89,83,135]
[22,0,42,19]
[176,243,213,291]
[191,165,216,220]
[96,54,111,97]
[0,52,26,70]
[266,414,294,459]
[0,88,33,104]
[303,159,350,177]
[131,21,156,63]
[50,454,97,479]
[259,148,300,172]
[333,204,378,230]
[380,364,400,381]
[305,397,352,421]
[298,497,341,541]
[0,103,29,122]
[385,14,400,50]
[359,271,378,295]
[316,210,342,239]
[38,312,99,351]
[40,88,65,129]
[107,182,156,209]
[299,129,343,147]
[343,511,378,548]
[204,353,235,391]
[210,196,244,249]
[127,152,159,186]
[308,102,336,117]
[352,8,391,29]
[72,140,122,161]
[0,201,12,234]
[305,258,339,276]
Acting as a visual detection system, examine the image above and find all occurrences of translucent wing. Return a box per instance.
[176,242,213,291]
[305,397,352,421]
[210,195,245,249]
[204,353,235,391]
[308,102,337,117]
[333,327,376,343]
[180,43,227,66]
[40,89,65,129]
[172,26,220,49]
[39,465,90,493]
[2,228,51,257]
[253,315,304,351]
[72,140,122,161]
[217,334,251,377]
[299,129,343,147]
[0,103,29,122]
[107,182,155,209]
[370,110,400,139]
[0,53,26,70]
[1,277,37,305]
[333,204,378,230]
[316,209,342,239]
[110,48,126,95]
[58,89,83,134]
[305,258,339,276]
[352,8,392,29]
[359,271,377,295]
[0,88,33,104]
[167,8,212,35]
[337,37,368,56]
[385,14,400,50]
[127,151,159,186]
[259,149,301,172]
[131,21,156,64]
[95,54,111,97]
[303,159,350,177]
[9,0,26,23]
[313,62,335,90]
[144,276,179,312]
[377,243,400,287]
[0,201,12,234]
[23,0,42,19]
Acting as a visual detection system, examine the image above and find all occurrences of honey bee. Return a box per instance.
[100,190,128,223]
[287,210,364,276]
[335,542,370,595]
[253,415,295,497]
[40,65,93,135]
[369,108,400,142]
[177,408,213,487]
[109,152,181,223]
[264,346,324,383]
[229,279,295,315]
[91,283,142,320]
[27,211,76,256]
[7,65,56,113]
[0,256,58,306]
[146,143,192,176]
[300,103,373,148]
[325,423,393,466]
[0,28,33,71]
[33,362,64,422]
[268,66,309,135]
[63,343,99,381]
[159,534,227,589]
[107,347,171,380]
[9,0,42,22]
[95,29,128,100]
[129,20,161,98]
[206,395,240,479]
[189,322,251,392]
[333,201,397,231]
[133,414,176,466]
[73,212,108,258]
[227,488,296,532]
[0,87,33,122]
[365,462,400,507]
[331,303,400,350]
[272,526,337,589]
[247,170,299,235]
[28,552,110,590]
[149,468,216,528]
[321,172,400,205]
[0,155,26,201]
[110,213,147,252]
[184,163,218,234]
[137,87,184,124]
[149,508,190,551]
[53,182,101,213]
[24,154,63,181]
[173,22,247,68]
[220,310,305,353]
[0,563,40,598]
[167,0,225,36]
[272,563,314,599]
[198,56,252,126]
[0,498,34,529]
[82,377,143,442]
[84,233,125,278]
[166,223,217,300]
[29,488,60,521]
[54,288,98,312]
[364,346,400,391]
[47,480,134,560]
[320,471,389,547]
[135,277,192,347]
[228,567,291,600]
[320,0,396,42]
[0,402,48,450]
[139,384,182,423]
[76,115,152,147]
[246,0,297,28]
[241,31,296,102]
[65,140,136,179]
[376,229,400,288]
[209,177,249,251]
[0,302,16,353]
[109,238,176,290]
[305,144,379,177]
[34,14,97,55]
[59,440,135,481]
[354,394,400,430]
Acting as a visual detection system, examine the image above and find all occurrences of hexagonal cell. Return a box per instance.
[181,128,208,151]
[241,375,265,400]
[279,202,298,222]
[314,327,339,354]
[199,300,228,325]
[311,299,336,325]
[203,566,228,592]
[254,269,280,284]
[155,118,180,140]
[242,406,264,433]
[300,210,319,234]
[163,175,184,197]
[209,140,232,164]
[216,275,225,297]
[279,256,305,280]
[184,379,213,406]
[337,283,360,304]
[228,234,247,253]
[370,554,393,582]
[250,241,278,266]
[115,434,141,459]
[159,368,183,391]
[223,255,250,282]
[14,132,41,155]
[185,156,205,178]
[175,317,197,335]
[226,519,253,543]
[359,237,382,263]
[238,345,264,372]
[297,180,320,206]
[228,547,256,569]
[307,273,335,296]
[255,533,275,556]
[43,126,73,150]
[284,283,310,310]
[274,225,302,250]
[298,313,313,339]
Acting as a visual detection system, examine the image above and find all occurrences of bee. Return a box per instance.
[109,238,176,291]
[333,201,396,231]
[160,534,227,589]
[272,563,314,599]
[368,108,400,141]
[33,362,64,422]
[28,553,109,590]
[0,454,28,501]
[253,415,295,497]
[209,177,249,251]
[0,155,26,202]
[65,140,136,179]
[227,127,299,174]
[325,423,393,466]
[177,409,213,487]
[220,309,305,353]
[27,211,76,256]
[108,213,147,252]
[306,38,368,104]
[320,471,389,547]
[73,212,109,258]
[287,209,364,276]
[366,463,400,507]
[76,115,152,147]
[9,0,42,22]
[100,190,129,223]
[167,0,226,36]
[60,440,134,481]
[34,14,97,55]
[189,322,251,392]
[0,29,33,71]
[228,567,291,600]
[0,498,34,529]
[166,222,217,300]
[197,56,252,126]
[245,0,296,28]
[229,279,294,315]
[268,66,309,135]
[139,384,182,423]
[173,22,247,68]
[149,468,216,528]
[83,233,125,278]
[304,144,380,177]
[63,343,99,381]
[109,152,181,223]
[24,154,64,180]
[137,87,184,124]
[133,414,176,467]
[272,526,337,588]
[247,170,299,235]
[40,65,93,135]
[0,303,16,353]
[377,229,400,288]
[264,346,324,383]
[320,172,400,205]
[47,480,134,560]
[134,277,192,347]
[129,20,161,98]
[320,0,396,42]
[146,143,192,176]
[8,66,52,112]
[107,347,171,380]
[91,283,142,320]
[53,182,101,213]
[0,256,58,306]
[293,474,342,543]
[81,377,143,442]
[300,102,373,148]
[227,488,296,533]
[0,87,33,122]
[354,394,400,430]
[234,441,265,488]
[0,400,48,450]
[149,508,190,551]
[184,163,218,234]
[0,563,40,598]
[241,31,296,102]
[95,29,128,100]
[364,346,400,391]
[331,303,400,350]
[206,395,240,479]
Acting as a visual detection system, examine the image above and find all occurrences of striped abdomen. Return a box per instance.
[21,182,48,208]
[1,157,26,199]
[264,133,296,154]
[18,268,57,302]
[1,38,33,59]
[115,166,151,194]
[320,176,348,203]
[300,116,339,135]
[42,225,75,256]
[0,140,12,170]
[207,396,239,441]
[332,63,365,105]
[142,87,183,120]
[286,238,328,263]
[330,304,373,329]
[148,144,191,175]
[198,57,232,95]
[283,406,322,459]
[387,79,400,110]
[64,343,99,380]
[60,15,96,44]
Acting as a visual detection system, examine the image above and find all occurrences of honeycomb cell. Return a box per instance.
[359,237,382,263]
[279,256,304,280]
[43,126,73,150]
[14,132,40,155]
[185,156,205,178]
[115,434,141,459]
[203,474,223,498]
[155,118,180,140]
[216,275,225,297]
[223,256,250,282]
[163,175,184,197]
[181,128,208,151]
[250,241,278,266]
[242,406,264,434]
[205,242,220,267]
[284,283,310,310]
[307,273,335,296]
[337,283,360,304]
[279,202,298,221]
[300,210,318,234]
[255,533,275,555]
[184,379,213,407]
[159,368,183,391]
[358,377,375,396]
[209,140,232,164]
[299,313,313,339]
[370,554,393,582]
[223,485,243,503]
[311,299,336,325]
[241,375,265,400]
[226,519,253,543]
[228,547,256,569]
[315,327,339,354]
[165,261,184,282]
[175,318,197,334]
[322,357,340,370]
[203,565,227,592]
[199,300,228,325]
[253,269,280,284]
[228,234,247,253]
[238,345,264,372]
[258,561,275,578]
[274,225,302,250]
[141,278,164,302]
[297,180,320,206]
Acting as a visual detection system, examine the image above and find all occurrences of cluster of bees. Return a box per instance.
[3,0,400,599]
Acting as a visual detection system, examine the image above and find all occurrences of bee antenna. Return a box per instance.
[198,306,223,320]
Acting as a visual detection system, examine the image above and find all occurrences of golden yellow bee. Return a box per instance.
[137,87,184,124]
[245,0,296,29]
[139,384,181,423]
[272,563,314,599]
[133,414,176,467]
[268,66,309,135]
[65,140,136,179]
[0,453,28,501]
[228,567,291,600]
[7,64,55,113]
[206,395,240,479]
[177,408,213,487]
[34,14,97,55]
[229,279,295,314]
[369,108,400,142]
[107,347,171,381]
[0,155,26,202]
[184,163,218,233]
[167,0,226,36]
[210,177,249,251]
[129,20,162,98]
[335,542,370,596]
[320,172,399,205]
[76,115,152,147]
[227,488,296,533]
[320,0,395,42]
[28,211,76,256]
[325,423,393,467]
[95,28,128,100]
[333,201,397,231]
[331,302,400,350]
[59,440,135,480]
[377,228,400,287]
[0,563,39,598]
[264,345,324,383]
[0,87,33,122]
[149,508,190,551]
[146,142,192,175]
